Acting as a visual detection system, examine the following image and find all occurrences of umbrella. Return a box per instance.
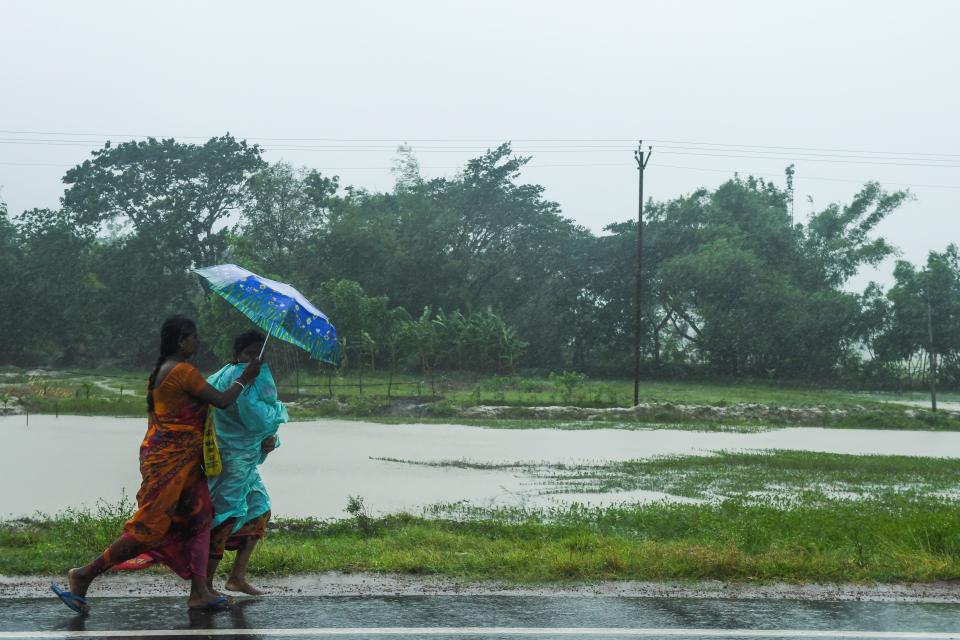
[194,263,339,365]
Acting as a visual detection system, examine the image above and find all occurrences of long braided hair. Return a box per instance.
[146,315,197,413]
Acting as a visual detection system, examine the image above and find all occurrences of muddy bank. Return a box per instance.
[4,573,959,603]
[295,396,960,428]
[461,402,858,423]
[0,397,23,416]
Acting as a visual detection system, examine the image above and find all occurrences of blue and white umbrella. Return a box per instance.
[194,263,339,365]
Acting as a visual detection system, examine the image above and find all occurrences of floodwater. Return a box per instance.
[3,416,960,519]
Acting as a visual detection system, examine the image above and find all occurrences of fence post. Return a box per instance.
[417,382,422,397]
[119,385,124,400]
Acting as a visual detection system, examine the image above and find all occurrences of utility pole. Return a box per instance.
[633,141,652,407]
[926,274,938,412]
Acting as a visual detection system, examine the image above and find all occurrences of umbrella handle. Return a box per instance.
[259,320,276,359]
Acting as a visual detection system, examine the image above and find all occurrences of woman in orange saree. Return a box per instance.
[52,316,261,614]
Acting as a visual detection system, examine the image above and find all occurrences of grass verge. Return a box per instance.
[3,495,959,584]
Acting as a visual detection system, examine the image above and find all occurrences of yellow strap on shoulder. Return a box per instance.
[203,410,223,477]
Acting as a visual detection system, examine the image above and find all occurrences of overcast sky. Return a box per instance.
[1,0,957,290]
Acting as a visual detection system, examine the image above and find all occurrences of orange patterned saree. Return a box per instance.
[115,362,213,579]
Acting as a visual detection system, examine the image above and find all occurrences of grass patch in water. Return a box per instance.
[373,450,960,503]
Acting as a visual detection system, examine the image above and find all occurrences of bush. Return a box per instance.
[344,395,390,416]
[474,375,515,401]
[516,377,549,393]
[299,399,342,417]
[425,399,459,417]
[345,495,378,537]
[548,371,588,403]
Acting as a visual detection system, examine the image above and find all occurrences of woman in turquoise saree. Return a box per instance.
[206,330,288,595]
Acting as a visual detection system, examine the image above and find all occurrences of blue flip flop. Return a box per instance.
[190,596,231,612]
[51,583,89,615]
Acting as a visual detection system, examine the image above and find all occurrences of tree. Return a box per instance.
[391,144,423,192]
[62,134,266,267]
[587,174,908,378]
[13,208,99,364]
[236,162,339,275]
[0,202,21,362]
[314,279,397,371]
[873,246,960,386]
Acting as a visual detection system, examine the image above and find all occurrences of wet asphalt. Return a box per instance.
[1,595,960,639]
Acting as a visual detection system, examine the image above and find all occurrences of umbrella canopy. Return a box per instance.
[194,263,339,365]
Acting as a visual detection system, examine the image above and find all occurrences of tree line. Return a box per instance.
[1,134,957,388]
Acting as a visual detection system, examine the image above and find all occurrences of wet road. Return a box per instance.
[2,596,959,639]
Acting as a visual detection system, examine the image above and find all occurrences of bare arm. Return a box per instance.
[194,358,263,409]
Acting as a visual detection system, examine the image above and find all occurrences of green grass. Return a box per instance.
[6,451,960,583]
[1,371,146,417]
[4,495,959,583]
[228,367,882,409]
[284,372,878,408]
[5,368,960,432]
[18,395,146,417]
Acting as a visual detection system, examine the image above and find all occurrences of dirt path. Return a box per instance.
[5,572,959,603]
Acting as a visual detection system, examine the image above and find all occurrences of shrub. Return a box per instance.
[548,371,588,404]
[425,399,460,417]
[344,395,390,416]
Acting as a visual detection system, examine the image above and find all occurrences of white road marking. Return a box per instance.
[0,628,959,638]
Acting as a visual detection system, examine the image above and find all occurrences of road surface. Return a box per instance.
[1,595,959,639]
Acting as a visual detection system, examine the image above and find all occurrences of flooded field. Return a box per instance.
[3,415,960,519]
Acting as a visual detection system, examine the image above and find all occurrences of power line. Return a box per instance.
[652,150,960,169]
[1,129,959,158]
[3,158,960,191]
[3,138,958,169]
[0,161,75,167]
[652,163,960,190]
[647,138,960,158]
[0,135,956,160]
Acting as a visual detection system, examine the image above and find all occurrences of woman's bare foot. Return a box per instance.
[67,568,93,599]
[64,568,92,614]
[224,577,266,595]
[188,577,232,610]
